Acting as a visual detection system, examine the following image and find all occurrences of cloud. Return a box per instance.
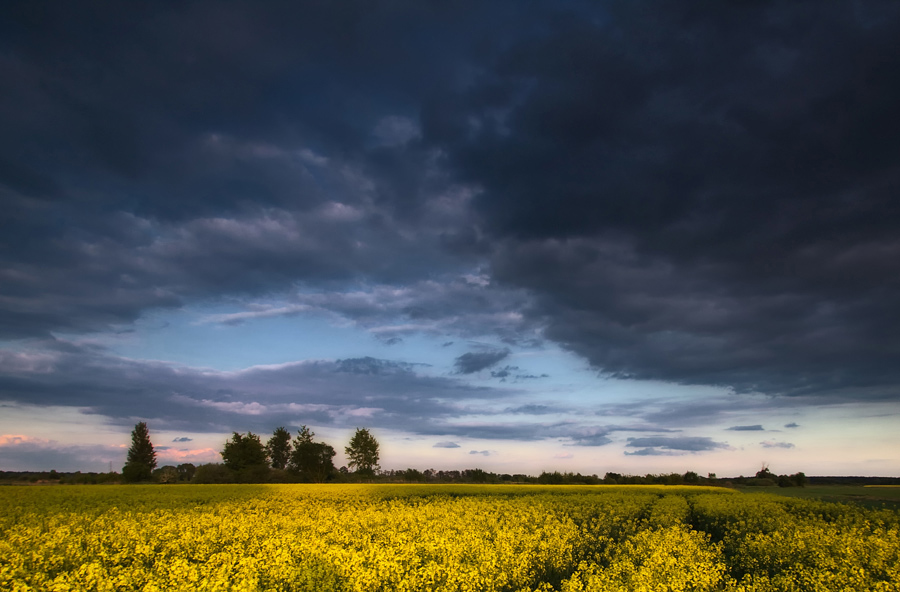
[568,428,614,447]
[0,342,517,435]
[433,441,460,448]
[626,436,730,452]
[422,422,564,442]
[199,305,313,326]
[172,437,193,442]
[505,404,557,415]
[334,357,421,376]
[3,1,900,469]
[5,342,740,450]
[156,448,221,464]
[373,116,420,147]
[469,450,491,456]
[0,434,43,446]
[727,425,765,431]
[761,441,796,449]
[0,434,126,472]
[209,280,539,345]
[599,394,825,431]
[785,422,800,429]
[430,4,900,401]
[624,448,681,457]
[453,349,510,374]
[491,366,548,381]
[491,366,515,379]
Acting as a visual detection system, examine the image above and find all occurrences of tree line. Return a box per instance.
[116,422,809,487]
[122,422,379,484]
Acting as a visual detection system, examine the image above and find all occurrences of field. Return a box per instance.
[740,484,900,510]
[1,484,898,591]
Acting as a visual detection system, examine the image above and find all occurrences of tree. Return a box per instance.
[345,427,379,476]
[153,465,178,484]
[221,432,268,472]
[266,427,292,470]
[755,464,775,480]
[288,426,336,482]
[123,421,157,482]
[176,463,196,482]
[191,463,233,484]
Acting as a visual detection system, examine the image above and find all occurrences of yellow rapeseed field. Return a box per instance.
[1,483,897,591]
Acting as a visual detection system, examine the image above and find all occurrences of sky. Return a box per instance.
[1,1,899,477]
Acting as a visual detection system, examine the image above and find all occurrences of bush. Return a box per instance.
[191,463,235,484]
[122,463,153,483]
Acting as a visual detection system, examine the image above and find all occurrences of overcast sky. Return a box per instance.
[2,1,899,476]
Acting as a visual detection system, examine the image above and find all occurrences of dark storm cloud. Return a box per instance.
[0,1,488,214]
[0,0,501,340]
[453,350,510,374]
[2,0,900,408]
[421,2,900,400]
[727,425,765,432]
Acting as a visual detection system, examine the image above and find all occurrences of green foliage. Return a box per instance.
[123,422,156,482]
[683,470,700,484]
[288,426,336,482]
[153,466,179,484]
[121,463,151,483]
[345,427,380,476]
[176,463,196,482]
[399,468,425,482]
[647,495,691,528]
[221,432,268,472]
[538,471,601,485]
[191,463,234,484]
[538,471,564,484]
[266,426,292,470]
